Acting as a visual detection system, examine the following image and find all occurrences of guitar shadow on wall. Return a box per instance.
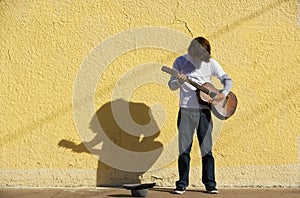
[58,99,163,186]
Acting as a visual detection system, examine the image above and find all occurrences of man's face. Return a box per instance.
[188,40,210,62]
[196,44,210,62]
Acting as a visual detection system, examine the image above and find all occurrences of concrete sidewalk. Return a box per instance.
[0,187,299,198]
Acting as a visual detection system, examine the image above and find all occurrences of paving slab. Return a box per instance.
[0,187,299,198]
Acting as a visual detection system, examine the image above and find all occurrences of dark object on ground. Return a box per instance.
[123,183,156,197]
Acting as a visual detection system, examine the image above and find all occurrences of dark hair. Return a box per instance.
[194,37,211,55]
[187,37,211,61]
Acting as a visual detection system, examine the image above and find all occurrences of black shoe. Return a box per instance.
[206,186,218,194]
[174,186,186,194]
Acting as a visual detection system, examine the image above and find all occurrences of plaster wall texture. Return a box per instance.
[1,0,299,187]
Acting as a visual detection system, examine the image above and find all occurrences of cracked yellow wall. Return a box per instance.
[1,0,299,187]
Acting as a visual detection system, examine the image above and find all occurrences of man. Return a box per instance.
[168,37,233,194]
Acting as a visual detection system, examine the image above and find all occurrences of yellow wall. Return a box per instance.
[1,0,299,187]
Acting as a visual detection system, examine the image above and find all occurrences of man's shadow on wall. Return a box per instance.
[58,99,163,186]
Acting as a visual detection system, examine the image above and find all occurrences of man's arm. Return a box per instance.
[220,74,233,97]
[209,60,233,104]
[211,59,233,96]
[168,57,186,90]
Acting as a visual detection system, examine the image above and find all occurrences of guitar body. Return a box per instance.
[161,66,237,120]
[199,83,237,120]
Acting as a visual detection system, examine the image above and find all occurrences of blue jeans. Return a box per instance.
[176,108,216,188]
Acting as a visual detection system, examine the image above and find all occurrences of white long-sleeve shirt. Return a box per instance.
[168,54,232,109]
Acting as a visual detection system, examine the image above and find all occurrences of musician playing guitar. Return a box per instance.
[168,37,233,195]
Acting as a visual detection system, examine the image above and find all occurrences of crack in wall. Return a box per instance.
[7,49,12,61]
[172,18,194,37]
[172,0,194,38]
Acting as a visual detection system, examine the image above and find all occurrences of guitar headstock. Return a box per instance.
[161,66,178,75]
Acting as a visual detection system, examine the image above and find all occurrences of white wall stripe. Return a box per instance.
[1,164,299,187]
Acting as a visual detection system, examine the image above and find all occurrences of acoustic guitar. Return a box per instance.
[161,66,237,120]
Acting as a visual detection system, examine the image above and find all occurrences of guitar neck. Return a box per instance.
[161,66,210,94]
[188,79,210,94]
